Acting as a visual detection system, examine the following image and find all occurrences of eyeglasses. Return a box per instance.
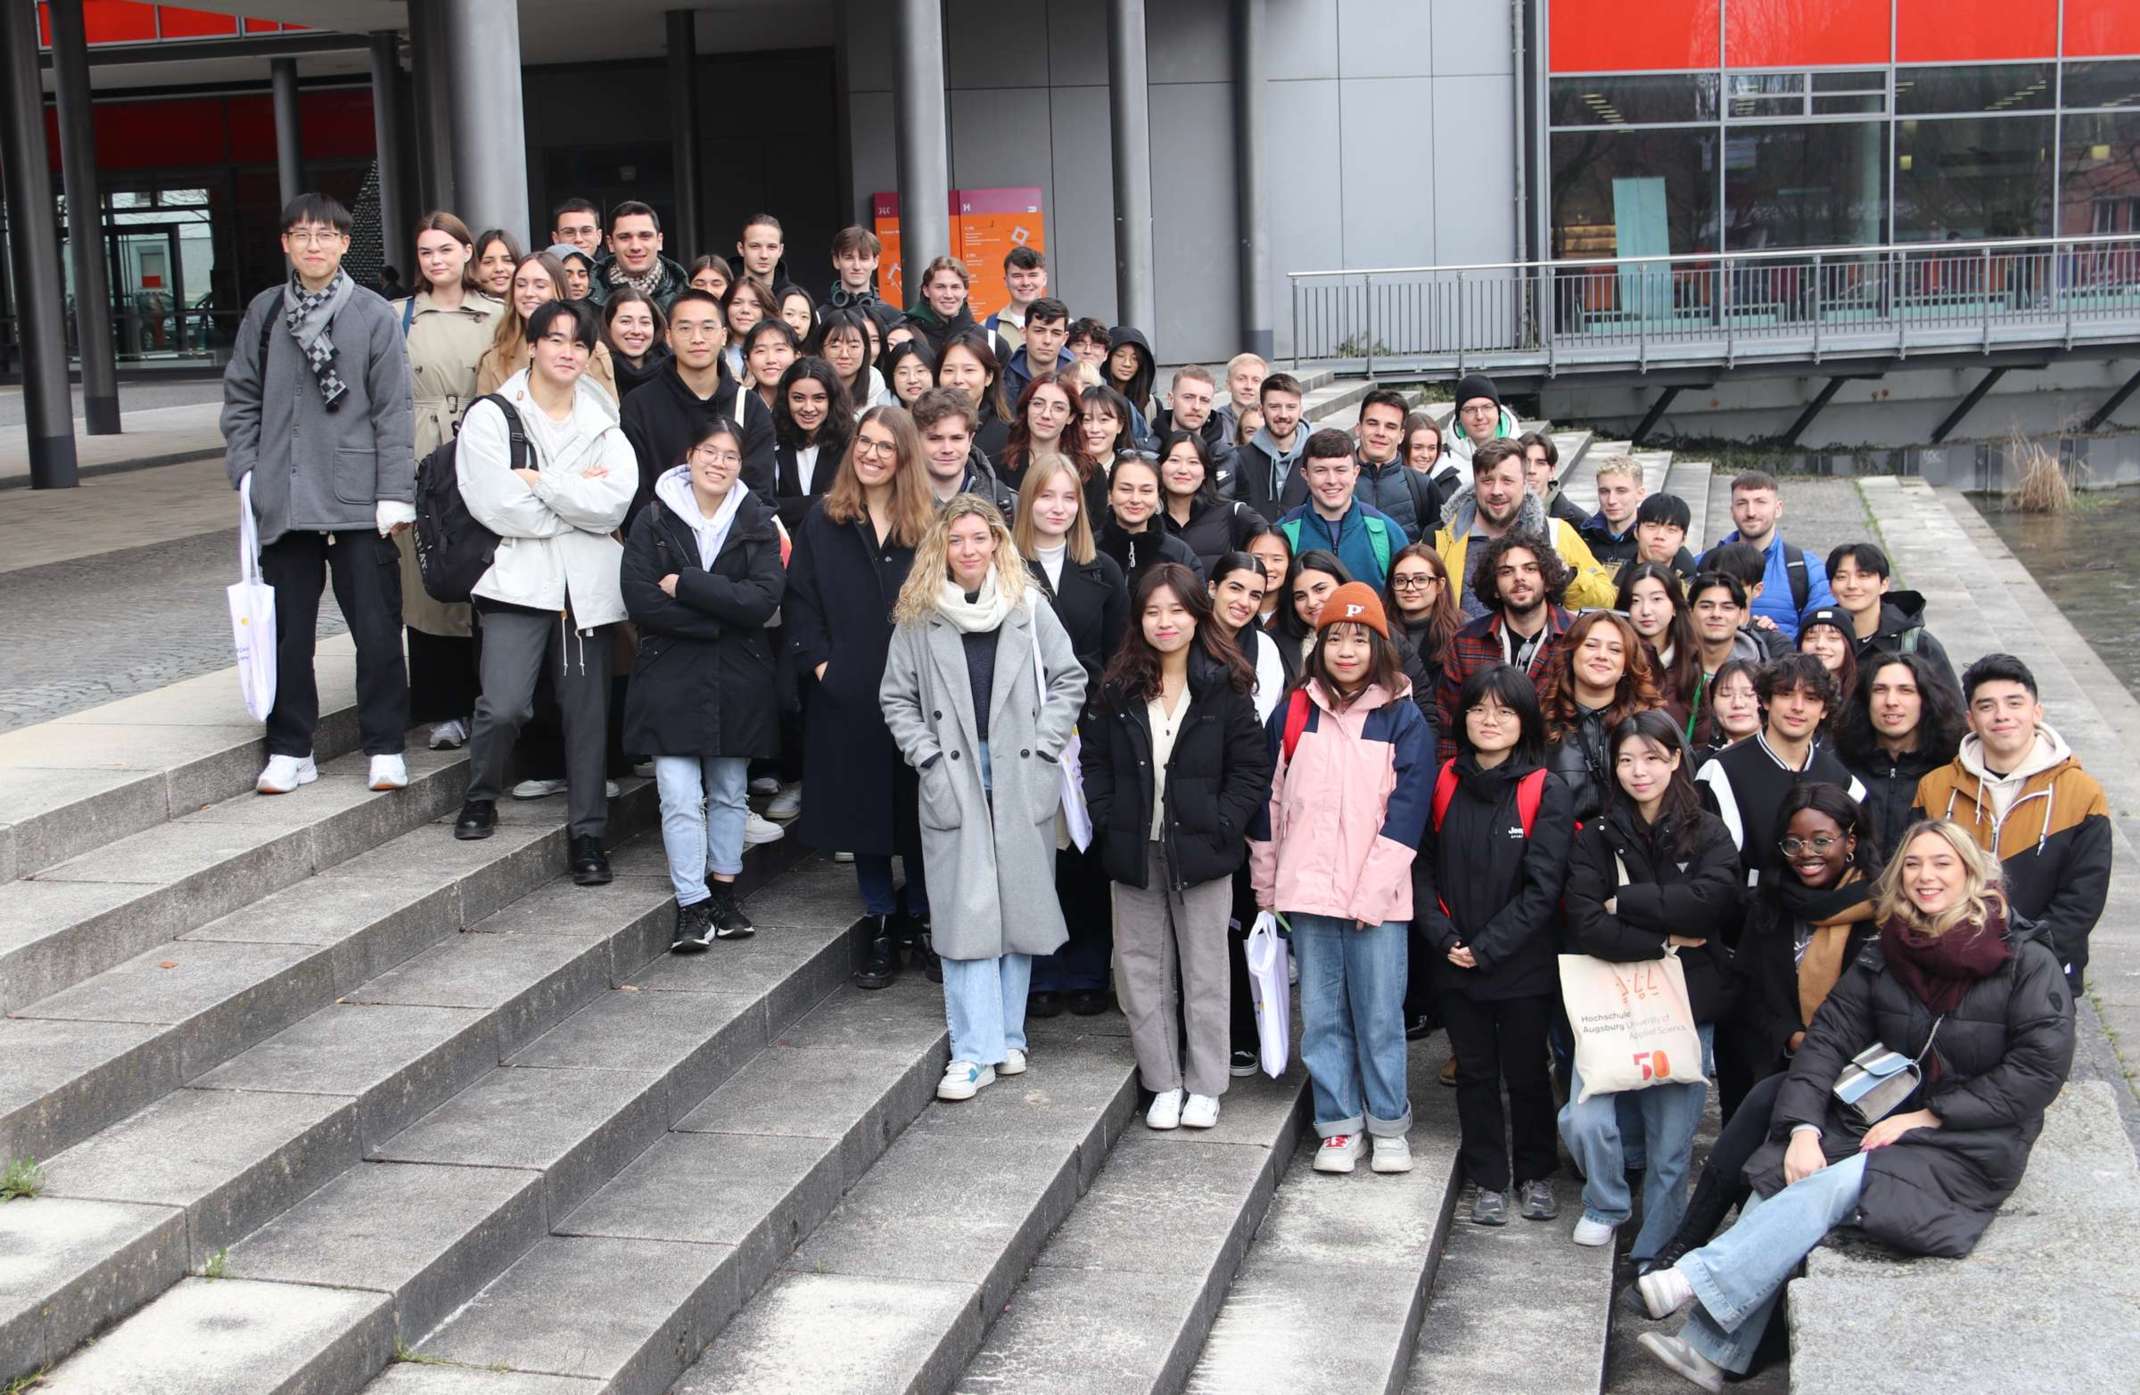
[285,229,346,247]
[1391,574,1439,590]
[854,436,897,459]
[1778,835,1844,857]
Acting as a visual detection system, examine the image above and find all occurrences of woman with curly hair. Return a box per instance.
[1535,610,1665,825]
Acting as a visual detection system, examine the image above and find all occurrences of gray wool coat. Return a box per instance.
[880,596,1087,961]
[221,282,416,547]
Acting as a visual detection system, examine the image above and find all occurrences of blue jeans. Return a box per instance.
[1559,1023,1715,1259]
[1678,1150,1869,1374]
[855,855,929,919]
[653,755,750,905]
[1290,913,1411,1138]
[942,952,1031,1067]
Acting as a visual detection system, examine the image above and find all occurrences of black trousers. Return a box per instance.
[467,610,615,839]
[259,528,408,757]
[406,627,479,726]
[1226,863,1260,1051]
[1437,989,1558,1193]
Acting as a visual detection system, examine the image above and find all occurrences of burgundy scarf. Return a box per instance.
[1878,900,2012,1016]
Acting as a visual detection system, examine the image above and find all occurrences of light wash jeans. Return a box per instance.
[942,952,1031,1067]
[1559,1023,1715,1259]
[1677,1149,1870,1374]
[1290,913,1412,1138]
[653,755,750,906]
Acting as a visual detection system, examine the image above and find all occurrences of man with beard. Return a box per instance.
[1435,439,1615,619]
[1433,531,1576,763]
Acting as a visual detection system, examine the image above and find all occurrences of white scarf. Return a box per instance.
[937,566,1014,634]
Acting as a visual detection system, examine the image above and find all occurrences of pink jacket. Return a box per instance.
[1248,679,1433,927]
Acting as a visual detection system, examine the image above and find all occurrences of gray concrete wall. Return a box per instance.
[841,0,1521,364]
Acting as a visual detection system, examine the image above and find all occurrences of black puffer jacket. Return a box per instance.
[1730,880,1882,1076]
[1546,707,1613,827]
[1414,758,1576,1001]
[1027,548,1129,707]
[1081,649,1273,889]
[1746,913,2074,1258]
[1164,497,1262,576]
[619,481,785,758]
[1844,741,1948,864]
[1097,518,1202,595]
[1563,802,1742,1022]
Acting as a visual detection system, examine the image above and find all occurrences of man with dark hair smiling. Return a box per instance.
[1436,438,1615,619]
[1239,371,1310,521]
[1276,428,1404,587]
[1354,386,1443,543]
[1433,531,1574,763]
[595,201,688,309]
[1695,653,1864,888]
[1003,297,1075,399]
[1826,541,1960,698]
[1914,653,2110,991]
[551,198,602,259]
[620,289,771,521]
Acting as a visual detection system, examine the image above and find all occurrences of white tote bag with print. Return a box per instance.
[1246,910,1292,1077]
[227,474,278,722]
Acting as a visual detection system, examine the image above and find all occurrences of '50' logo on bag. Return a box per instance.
[1632,1049,1674,1081]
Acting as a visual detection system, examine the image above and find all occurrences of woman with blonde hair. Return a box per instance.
[476,251,616,398]
[880,494,1087,1100]
[787,407,940,984]
[1636,817,2073,1390]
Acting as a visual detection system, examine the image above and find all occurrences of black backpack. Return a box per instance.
[413,393,519,603]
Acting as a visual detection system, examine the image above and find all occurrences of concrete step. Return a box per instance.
[392,981,949,1395]
[0,791,585,1168]
[1309,384,1427,437]
[1,740,476,1014]
[953,1061,1313,1393]
[7,843,838,1394]
[668,1016,1140,1394]
[1184,1037,1459,1391]
[1663,459,1716,554]
[0,633,364,884]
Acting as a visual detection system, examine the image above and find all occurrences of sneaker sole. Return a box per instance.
[744,830,786,846]
[256,769,319,795]
[1637,1276,1696,1322]
[453,825,496,841]
[1181,1115,1218,1129]
[1370,1156,1414,1173]
[670,940,710,956]
[711,927,756,940]
[1636,1335,1723,1393]
[368,778,409,792]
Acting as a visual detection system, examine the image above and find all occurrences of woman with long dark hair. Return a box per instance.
[473,228,522,299]
[1098,450,1200,597]
[1795,606,1859,724]
[602,287,670,399]
[1618,561,1701,720]
[1081,383,1136,467]
[1637,819,2072,1389]
[1388,543,1461,692]
[1158,429,1260,574]
[1690,658,1763,760]
[1559,712,1741,1258]
[816,305,882,413]
[719,277,774,381]
[1084,564,1271,1129]
[1417,663,1577,1225]
[937,329,1012,461]
[770,356,854,535]
[1835,652,1966,858]
[1272,549,1349,681]
[878,337,936,411]
[1000,372,1103,517]
[1536,610,1667,825]
[1103,326,1159,449]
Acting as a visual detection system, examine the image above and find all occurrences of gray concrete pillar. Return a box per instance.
[49,0,118,435]
[271,58,304,211]
[666,10,703,257]
[442,0,530,248]
[890,0,950,310]
[408,0,455,213]
[1106,0,1157,332]
[1232,0,1271,359]
[0,0,80,486]
[368,33,407,277]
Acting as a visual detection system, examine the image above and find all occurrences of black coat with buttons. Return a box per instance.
[1080,649,1273,889]
[1026,549,1129,707]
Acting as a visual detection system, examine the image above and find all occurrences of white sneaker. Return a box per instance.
[749,775,781,796]
[999,1048,1027,1076]
[1572,1216,1618,1247]
[1635,1333,1725,1393]
[368,754,409,791]
[604,780,621,799]
[1637,1264,1697,1321]
[1371,1134,1413,1173]
[1146,1089,1183,1130]
[256,754,317,795]
[937,1060,995,1101]
[1313,1133,1363,1173]
[1181,1093,1220,1129]
[512,778,566,800]
[427,720,467,750]
[765,783,803,821]
[744,813,786,846]
[833,850,855,863]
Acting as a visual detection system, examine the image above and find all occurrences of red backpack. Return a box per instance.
[1430,759,1548,836]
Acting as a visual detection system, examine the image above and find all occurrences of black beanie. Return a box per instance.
[1454,373,1500,413]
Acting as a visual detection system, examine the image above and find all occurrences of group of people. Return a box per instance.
[224,192,2098,1390]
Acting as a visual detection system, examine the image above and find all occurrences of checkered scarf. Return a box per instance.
[284,270,353,409]
[605,258,665,299]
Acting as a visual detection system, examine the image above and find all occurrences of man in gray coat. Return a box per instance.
[221,193,416,795]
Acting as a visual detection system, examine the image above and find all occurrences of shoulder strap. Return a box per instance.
[1431,759,1459,832]
[1366,513,1393,578]
[1898,626,1922,655]
[1279,517,1301,553]
[1515,768,1548,837]
[1782,543,1809,612]
[257,297,276,372]
[476,392,526,471]
[401,295,417,337]
[1280,688,1312,765]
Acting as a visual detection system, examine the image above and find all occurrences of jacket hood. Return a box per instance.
[1249,423,1309,463]
[1107,325,1154,359]
[1454,751,1543,792]
[499,366,620,432]
[1307,675,1410,711]
[904,300,978,332]
[1874,591,1930,635]
[1439,480,1547,537]
[1958,722,2074,787]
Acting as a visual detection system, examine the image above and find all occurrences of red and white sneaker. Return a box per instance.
[1313,1133,1364,1174]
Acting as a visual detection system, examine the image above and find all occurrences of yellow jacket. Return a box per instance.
[1435,515,1618,612]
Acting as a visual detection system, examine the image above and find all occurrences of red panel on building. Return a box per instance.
[1550,0,1720,72]
[2065,0,2140,58]
[243,17,282,32]
[228,89,375,163]
[157,6,241,38]
[1727,0,1888,67]
[81,0,159,42]
[1896,0,2056,62]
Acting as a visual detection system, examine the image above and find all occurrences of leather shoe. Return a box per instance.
[1067,989,1109,1016]
[1028,991,1064,1019]
[570,834,612,886]
[453,799,496,840]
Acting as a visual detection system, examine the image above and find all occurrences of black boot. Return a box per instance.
[852,915,897,989]
[570,835,612,886]
[670,899,714,955]
[454,799,497,841]
[906,921,942,984]
[1642,1167,1741,1274]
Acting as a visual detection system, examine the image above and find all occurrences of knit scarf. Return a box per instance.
[284,270,353,409]
[605,258,664,299]
[936,566,1013,634]
[1879,900,2012,1017]
[1778,871,1877,1028]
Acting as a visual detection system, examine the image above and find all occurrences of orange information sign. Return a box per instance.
[872,188,1045,319]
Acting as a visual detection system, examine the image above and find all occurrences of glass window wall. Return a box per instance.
[1723,121,1889,249]
[1894,115,2054,241]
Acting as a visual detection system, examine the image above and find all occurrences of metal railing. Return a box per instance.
[1287,233,2140,376]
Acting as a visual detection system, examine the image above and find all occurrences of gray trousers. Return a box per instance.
[1113,842,1233,1098]
[467,608,614,839]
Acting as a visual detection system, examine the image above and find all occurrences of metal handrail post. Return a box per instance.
[1811,252,1822,361]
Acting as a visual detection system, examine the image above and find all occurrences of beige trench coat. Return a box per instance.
[393,290,501,636]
